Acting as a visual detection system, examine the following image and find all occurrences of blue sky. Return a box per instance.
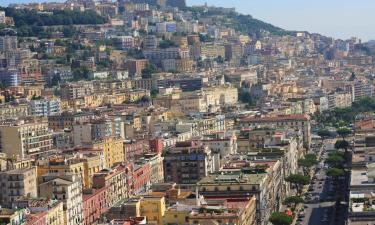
[188,0,375,41]
[1,0,374,41]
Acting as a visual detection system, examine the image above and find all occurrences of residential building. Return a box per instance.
[0,167,38,207]
[0,120,54,158]
[163,141,218,184]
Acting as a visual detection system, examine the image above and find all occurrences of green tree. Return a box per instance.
[326,152,345,168]
[72,66,90,81]
[298,154,318,176]
[317,129,330,143]
[150,89,159,98]
[327,168,345,178]
[336,128,351,141]
[283,196,303,211]
[334,140,349,154]
[285,174,310,196]
[269,212,293,225]
[159,40,177,49]
[141,64,158,79]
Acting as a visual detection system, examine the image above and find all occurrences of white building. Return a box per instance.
[39,174,84,225]
[28,99,61,117]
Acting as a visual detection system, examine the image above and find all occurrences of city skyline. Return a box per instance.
[2,0,372,41]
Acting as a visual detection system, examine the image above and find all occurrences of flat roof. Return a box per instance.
[197,172,266,185]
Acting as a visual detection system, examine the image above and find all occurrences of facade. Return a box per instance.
[127,59,149,78]
[92,165,129,207]
[0,121,54,158]
[0,167,38,207]
[140,196,166,225]
[0,69,19,87]
[28,99,61,117]
[0,104,28,120]
[89,137,125,168]
[238,114,311,148]
[39,174,84,225]
[197,172,269,225]
[163,141,217,184]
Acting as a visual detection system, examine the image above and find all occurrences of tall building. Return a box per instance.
[39,174,84,225]
[0,121,54,158]
[143,35,158,50]
[28,99,61,117]
[0,11,5,24]
[163,141,218,184]
[0,36,17,52]
[127,59,149,78]
[0,69,19,87]
[0,167,38,207]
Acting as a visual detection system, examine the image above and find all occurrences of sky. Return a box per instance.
[188,0,375,41]
[0,0,374,41]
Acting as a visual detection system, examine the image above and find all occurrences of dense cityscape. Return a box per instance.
[0,0,374,225]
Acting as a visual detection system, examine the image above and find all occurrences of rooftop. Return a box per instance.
[197,172,266,185]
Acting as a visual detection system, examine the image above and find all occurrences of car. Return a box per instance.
[297,218,303,222]
[304,205,308,208]
[308,187,314,192]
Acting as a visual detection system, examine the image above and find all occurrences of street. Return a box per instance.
[299,167,335,225]
[296,140,337,225]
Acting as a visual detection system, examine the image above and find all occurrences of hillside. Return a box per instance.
[187,6,296,37]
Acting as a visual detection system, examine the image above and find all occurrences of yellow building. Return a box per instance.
[83,94,105,108]
[38,158,86,187]
[163,196,257,225]
[24,85,43,99]
[103,93,127,105]
[82,154,104,188]
[91,137,125,168]
[140,196,166,225]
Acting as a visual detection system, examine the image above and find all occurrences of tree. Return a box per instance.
[285,174,310,196]
[334,140,349,153]
[326,152,345,168]
[317,129,330,143]
[336,128,351,140]
[150,89,159,98]
[284,196,303,211]
[72,66,90,81]
[141,64,158,79]
[269,212,293,225]
[159,40,177,49]
[327,168,345,178]
[140,95,151,103]
[298,154,318,176]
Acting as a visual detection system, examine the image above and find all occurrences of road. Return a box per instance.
[296,141,337,225]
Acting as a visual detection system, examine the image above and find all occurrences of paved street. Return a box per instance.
[296,140,337,225]
[300,168,335,225]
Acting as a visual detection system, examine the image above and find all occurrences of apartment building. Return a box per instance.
[0,120,54,158]
[237,114,311,148]
[163,141,218,184]
[0,167,38,207]
[39,174,84,225]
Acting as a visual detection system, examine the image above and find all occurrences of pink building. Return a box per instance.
[83,187,108,225]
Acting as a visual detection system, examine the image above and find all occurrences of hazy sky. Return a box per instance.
[1,0,374,41]
[188,0,375,41]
